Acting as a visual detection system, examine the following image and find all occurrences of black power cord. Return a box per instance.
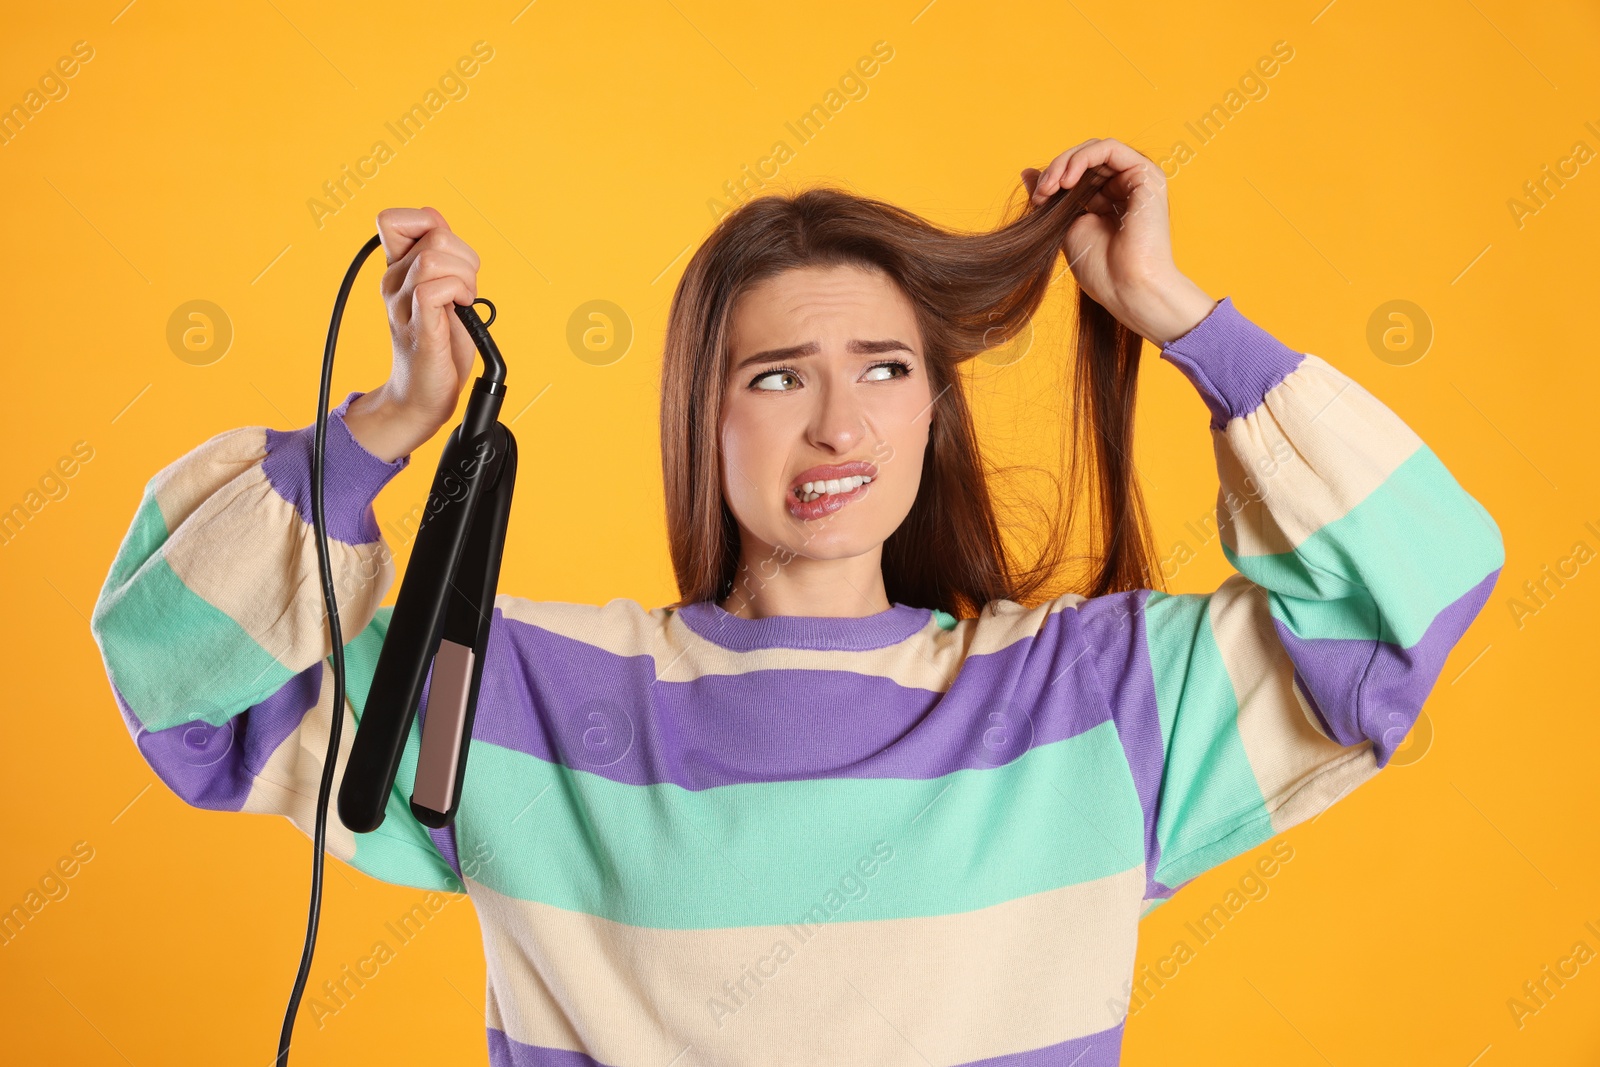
[275,232,514,1063]
[277,232,385,1065]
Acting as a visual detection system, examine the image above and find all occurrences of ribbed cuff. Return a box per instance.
[262,390,410,545]
[1158,296,1307,430]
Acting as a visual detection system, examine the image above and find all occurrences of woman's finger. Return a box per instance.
[408,249,479,291]
[415,225,482,273]
[1029,139,1099,203]
[1046,139,1099,188]
[1029,139,1159,211]
[1062,140,1143,191]
[376,206,451,267]
[1059,142,1121,191]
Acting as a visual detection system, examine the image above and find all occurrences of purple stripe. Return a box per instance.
[1158,295,1307,430]
[474,604,1107,789]
[1145,873,1192,900]
[1074,589,1168,901]
[261,389,409,545]
[427,824,462,880]
[484,1023,1124,1066]
[956,1021,1125,1065]
[678,599,932,652]
[1276,565,1501,766]
[111,664,323,811]
[488,1028,615,1066]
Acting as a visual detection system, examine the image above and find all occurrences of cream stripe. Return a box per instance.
[150,426,267,531]
[160,462,395,673]
[493,592,1088,692]
[1207,573,1380,834]
[1217,354,1423,558]
[468,863,1144,1066]
[239,660,359,863]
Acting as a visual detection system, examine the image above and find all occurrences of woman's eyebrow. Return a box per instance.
[732,338,915,371]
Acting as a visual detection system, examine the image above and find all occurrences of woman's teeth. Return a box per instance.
[794,474,873,502]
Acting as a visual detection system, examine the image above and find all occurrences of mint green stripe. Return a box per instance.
[91,496,296,733]
[1159,811,1275,887]
[459,721,1144,929]
[96,487,168,608]
[1223,443,1504,647]
[1142,590,1271,889]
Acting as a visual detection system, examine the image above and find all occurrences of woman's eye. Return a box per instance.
[751,369,799,391]
[862,361,911,382]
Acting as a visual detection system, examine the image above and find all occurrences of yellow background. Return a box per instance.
[3,0,1597,1063]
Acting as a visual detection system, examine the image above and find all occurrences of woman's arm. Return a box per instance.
[1022,138,1502,906]
[90,206,489,892]
[89,392,465,892]
[1076,296,1504,906]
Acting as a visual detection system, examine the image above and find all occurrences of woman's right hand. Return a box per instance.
[344,206,483,463]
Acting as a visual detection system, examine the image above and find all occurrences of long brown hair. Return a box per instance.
[658,167,1164,619]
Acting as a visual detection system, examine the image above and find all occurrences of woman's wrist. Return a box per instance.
[343,384,441,464]
[1123,271,1217,347]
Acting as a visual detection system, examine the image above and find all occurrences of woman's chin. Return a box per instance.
[773,518,887,558]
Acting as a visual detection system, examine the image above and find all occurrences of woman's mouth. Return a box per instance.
[786,471,875,521]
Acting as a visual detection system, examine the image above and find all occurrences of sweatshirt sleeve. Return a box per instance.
[89,391,465,894]
[1075,296,1505,910]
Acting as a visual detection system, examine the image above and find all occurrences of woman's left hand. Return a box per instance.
[1022,137,1216,346]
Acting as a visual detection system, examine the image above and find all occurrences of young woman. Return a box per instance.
[91,138,1503,1065]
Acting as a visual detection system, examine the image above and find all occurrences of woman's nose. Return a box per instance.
[806,377,870,454]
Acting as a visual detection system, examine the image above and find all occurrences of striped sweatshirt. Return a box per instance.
[90,295,1505,1066]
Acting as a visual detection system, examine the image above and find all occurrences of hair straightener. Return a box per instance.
[276,232,518,1064]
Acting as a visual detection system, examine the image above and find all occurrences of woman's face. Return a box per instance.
[719,262,935,567]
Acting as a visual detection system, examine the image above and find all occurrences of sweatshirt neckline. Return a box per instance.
[676,599,933,652]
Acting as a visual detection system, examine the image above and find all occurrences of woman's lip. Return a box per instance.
[786,477,872,521]
[788,460,878,494]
